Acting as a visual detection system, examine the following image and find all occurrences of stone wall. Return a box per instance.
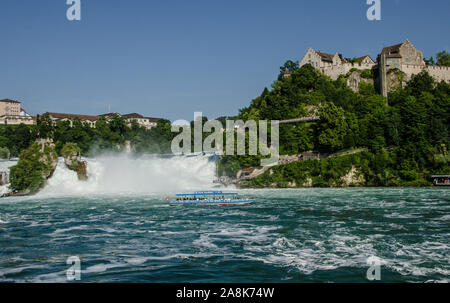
[322,62,376,81]
[401,64,450,83]
[346,70,374,92]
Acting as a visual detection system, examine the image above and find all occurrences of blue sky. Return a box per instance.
[0,0,449,121]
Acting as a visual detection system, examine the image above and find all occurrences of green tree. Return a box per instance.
[436,50,450,66]
[37,113,55,139]
[0,147,10,159]
[317,102,349,152]
[278,60,299,80]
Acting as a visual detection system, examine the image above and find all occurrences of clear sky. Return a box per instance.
[0,0,449,121]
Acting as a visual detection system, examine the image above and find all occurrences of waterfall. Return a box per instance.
[38,154,218,197]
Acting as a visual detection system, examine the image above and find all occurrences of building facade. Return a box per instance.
[0,99,35,125]
[48,112,161,129]
[122,113,159,129]
[99,113,160,129]
[300,39,450,96]
[300,48,376,81]
[0,99,162,129]
[47,113,99,127]
[378,39,450,96]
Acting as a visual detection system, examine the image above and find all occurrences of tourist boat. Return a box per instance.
[168,191,254,206]
[431,175,450,186]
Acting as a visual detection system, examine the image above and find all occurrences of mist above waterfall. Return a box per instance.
[39,154,218,197]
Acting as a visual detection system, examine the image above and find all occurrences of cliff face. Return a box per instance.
[335,165,366,187]
[8,140,58,195]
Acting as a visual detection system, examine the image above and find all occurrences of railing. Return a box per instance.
[276,116,321,124]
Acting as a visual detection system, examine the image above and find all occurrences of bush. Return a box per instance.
[360,69,373,79]
[9,142,58,193]
[0,147,10,159]
[399,170,419,181]
[61,142,81,159]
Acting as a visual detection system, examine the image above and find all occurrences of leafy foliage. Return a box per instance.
[0,115,176,157]
[61,142,81,159]
[9,142,58,193]
[221,61,450,186]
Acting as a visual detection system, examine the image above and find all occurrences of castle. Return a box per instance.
[299,39,450,96]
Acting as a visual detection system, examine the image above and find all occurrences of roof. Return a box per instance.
[356,55,375,63]
[47,112,99,121]
[316,51,335,63]
[315,51,347,64]
[124,114,161,122]
[0,99,21,104]
[99,113,120,117]
[380,41,412,59]
[123,113,144,119]
[381,42,403,55]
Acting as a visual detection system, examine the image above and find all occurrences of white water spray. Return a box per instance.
[39,154,218,197]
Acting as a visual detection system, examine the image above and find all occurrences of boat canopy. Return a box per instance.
[176,191,238,196]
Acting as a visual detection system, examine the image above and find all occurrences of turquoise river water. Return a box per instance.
[0,187,449,282]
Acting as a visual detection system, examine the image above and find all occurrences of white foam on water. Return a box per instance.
[193,234,219,249]
[39,154,217,197]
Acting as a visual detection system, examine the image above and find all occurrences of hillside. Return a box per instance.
[219,63,450,187]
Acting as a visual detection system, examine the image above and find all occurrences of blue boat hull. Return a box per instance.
[169,199,254,207]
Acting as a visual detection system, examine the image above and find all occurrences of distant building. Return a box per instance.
[378,39,450,96]
[0,99,35,125]
[44,112,161,129]
[0,98,162,129]
[100,113,160,129]
[46,112,99,127]
[283,69,291,78]
[300,48,349,75]
[122,113,160,129]
[299,39,450,95]
[300,49,376,91]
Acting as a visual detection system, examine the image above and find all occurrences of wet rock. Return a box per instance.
[61,143,88,181]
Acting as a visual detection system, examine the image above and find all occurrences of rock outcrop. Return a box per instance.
[61,143,88,181]
[5,139,58,196]
[338,165,366,187]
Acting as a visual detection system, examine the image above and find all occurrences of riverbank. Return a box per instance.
[221,150,442,189]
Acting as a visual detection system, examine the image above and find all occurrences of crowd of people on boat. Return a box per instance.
[175,196,242,201]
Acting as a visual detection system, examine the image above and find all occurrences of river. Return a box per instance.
[0,156,448,282]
